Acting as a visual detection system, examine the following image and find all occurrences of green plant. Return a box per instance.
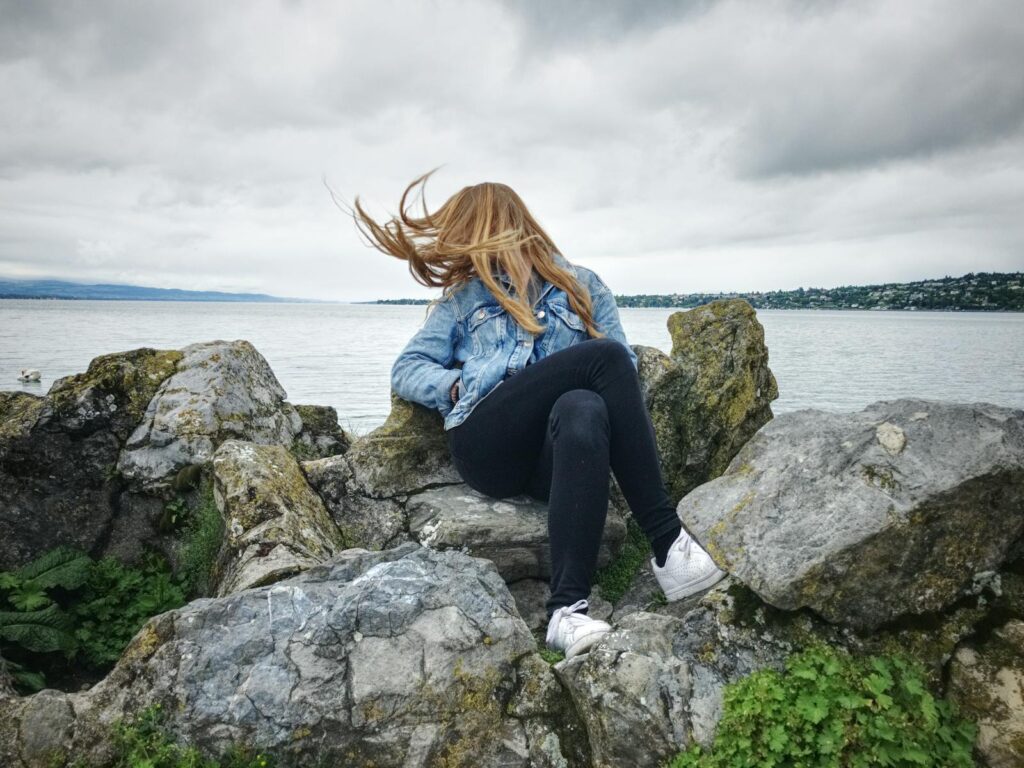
[0,548,92,667]
[106,704,275,768]
[594,517,649,604]
[537,647,565,665]
[0,547,92,610]
[177,481,225,598]
[71,554,185,668]
[0,547,186,692]
[667,642,977,768]
[159,497,190,534]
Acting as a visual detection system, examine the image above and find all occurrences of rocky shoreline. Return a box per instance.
[1,299,1021,767]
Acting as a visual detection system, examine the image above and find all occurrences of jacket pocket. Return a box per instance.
[547,301,585,331]
[467,304,507,355]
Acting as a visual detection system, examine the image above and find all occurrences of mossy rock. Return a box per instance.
[47,348,182,440]
[646,299,778,502]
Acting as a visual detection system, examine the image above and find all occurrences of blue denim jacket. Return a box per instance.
[391,251,638,430]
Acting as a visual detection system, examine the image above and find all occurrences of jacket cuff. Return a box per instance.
[436,367,463,416]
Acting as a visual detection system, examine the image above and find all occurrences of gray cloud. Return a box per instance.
[0,0,1021,300]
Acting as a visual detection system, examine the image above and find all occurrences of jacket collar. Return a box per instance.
[496,250,577,288]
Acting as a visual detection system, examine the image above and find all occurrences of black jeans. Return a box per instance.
[446,337,681,617]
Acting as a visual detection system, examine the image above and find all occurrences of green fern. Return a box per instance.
[0,547,92,613]
[14,547,92,591]
[0,604,77,653]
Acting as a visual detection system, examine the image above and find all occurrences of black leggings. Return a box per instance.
[446,337,681,617]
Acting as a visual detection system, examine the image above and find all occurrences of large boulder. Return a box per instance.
[118,340,303,489]
[947,619,1024,768]
[0,349,181,569]
[408,483,627,582]
[646,300,778,501]
[341,394,460,499]
[0,545,580,768]
[211,440,347,595]
[680,399,1024,630]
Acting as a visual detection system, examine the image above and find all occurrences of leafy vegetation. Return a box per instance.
[71,554,185,667]
[95,704,276,768]
[0,547,185,692]
[594,517,651,605]
[176,481,225,598]
[667,642,977,768]
[537,646,565,665]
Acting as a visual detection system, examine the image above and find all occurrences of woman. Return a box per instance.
[350,170,726,659]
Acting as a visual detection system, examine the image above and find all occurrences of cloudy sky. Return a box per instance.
[1,0,1022,301]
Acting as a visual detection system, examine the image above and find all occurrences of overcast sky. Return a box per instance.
[1,0,1022,301]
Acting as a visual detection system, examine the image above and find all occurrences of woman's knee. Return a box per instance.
[549,389,609,445]
[581,337,633,374]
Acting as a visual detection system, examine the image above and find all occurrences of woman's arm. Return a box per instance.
[391,298,463,417]
[590,277,639,370]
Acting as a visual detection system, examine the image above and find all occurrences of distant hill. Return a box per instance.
[373,271,1024,312]
[0,278,304,302]
[614,272,1024,311]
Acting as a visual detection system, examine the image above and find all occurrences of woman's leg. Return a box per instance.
[446,338,683,609]
[523,389,612,617]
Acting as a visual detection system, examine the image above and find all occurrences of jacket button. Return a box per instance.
[536,310,545,319]
[476,309,485,319]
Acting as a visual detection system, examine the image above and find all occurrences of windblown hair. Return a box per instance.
[347,168,603,338]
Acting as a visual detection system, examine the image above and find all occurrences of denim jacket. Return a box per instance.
[391,251,638,431]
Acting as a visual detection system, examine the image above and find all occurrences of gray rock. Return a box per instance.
[301,454,409,550]
[407,483,627,582]
[557,612,693,767]
[118,341,302,489]
[680,399,1024,630]
[0,546,574,768]
[947,619,1024,768]
[0,651,16,700]
[211,440,346,595]
[342,394,460,498]
[291,404,351,460]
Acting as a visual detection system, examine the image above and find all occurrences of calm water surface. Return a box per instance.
[1,300,1021,435]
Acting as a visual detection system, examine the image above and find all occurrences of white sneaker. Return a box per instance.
[652,528,728,601]
[545,599,611,660]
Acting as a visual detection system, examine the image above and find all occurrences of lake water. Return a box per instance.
[1,300,1022,435]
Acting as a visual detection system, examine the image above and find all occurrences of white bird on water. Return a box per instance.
[18,369,41,383]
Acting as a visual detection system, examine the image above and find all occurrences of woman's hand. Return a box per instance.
[450,378,460,404]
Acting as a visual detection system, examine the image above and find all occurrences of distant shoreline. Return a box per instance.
[371,271,1024,313]
[1,298,1020,313]
[3,270,1021,310]
[364,302,1024,313]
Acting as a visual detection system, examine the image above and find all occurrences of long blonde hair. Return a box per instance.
[347,168,603,337]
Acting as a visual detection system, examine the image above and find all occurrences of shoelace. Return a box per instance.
[545,598,590,646]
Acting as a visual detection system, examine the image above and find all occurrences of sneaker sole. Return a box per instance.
[564,629,609,660]
[661,566,728,602]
